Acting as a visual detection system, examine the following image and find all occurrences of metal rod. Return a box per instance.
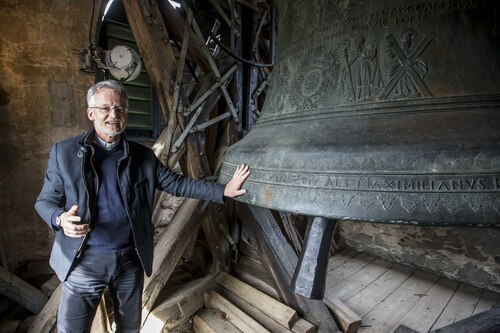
[183,63,239,115]
[191,111,231,132]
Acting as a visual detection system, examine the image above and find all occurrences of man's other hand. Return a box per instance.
[60,205,90,238]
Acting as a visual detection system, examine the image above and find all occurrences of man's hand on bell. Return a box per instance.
[224,164,250,198]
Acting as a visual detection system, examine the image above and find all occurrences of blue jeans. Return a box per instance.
[58,248,144,333]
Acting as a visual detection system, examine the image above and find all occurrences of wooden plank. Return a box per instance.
[215,285,295,333]
[141,274,217,333]
[27,285,109,333]
[358,269,439,333]
[325,253,375,291]
[327,250,358,271]
[194,308,242,333]
[397,277,459,332]
[204,290,271,333]
[346,263,415,317]
[291,318,316,333]
[472,289,500,315]
[27,284,61,333]
[40,275,60,298]
[216,272,298,328]
[430,283,483,331]
[324,296,361,333]
[328,258,394,302]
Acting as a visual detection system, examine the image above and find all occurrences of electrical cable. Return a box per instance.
[187,0,275,68]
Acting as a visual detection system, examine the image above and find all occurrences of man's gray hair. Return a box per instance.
[87,80,129,107]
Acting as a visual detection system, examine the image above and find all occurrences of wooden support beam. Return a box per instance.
[216,285,292,333]
[215,275,317,333]
[141,274,217,333]
[216,272,298,328]
[323,296,361,333]
[27,285,110,333]
[0,265,48,314]
[204,290,270,333]
[157,0,211,73]
[123,0,177,124]
[27,285,61,333]
[142,199,207,325]
[279,212,303,256]
[235,203,340,333]
[159,7,191,165]
[194,308,242,333]
[292,318,316,333]
[202,205,232,273]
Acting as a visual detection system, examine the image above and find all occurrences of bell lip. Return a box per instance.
[218,168,500,227]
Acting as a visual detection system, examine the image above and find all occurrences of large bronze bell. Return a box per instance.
[218,0,500,297]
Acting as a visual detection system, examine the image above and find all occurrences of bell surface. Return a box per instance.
[219,0,500,226]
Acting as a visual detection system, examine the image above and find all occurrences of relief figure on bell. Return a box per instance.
[336,33,384,103]
[337,39,356,102]
[387,28,429,98]
[352,34,384,100]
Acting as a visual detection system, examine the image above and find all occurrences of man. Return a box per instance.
[35,80,250,333]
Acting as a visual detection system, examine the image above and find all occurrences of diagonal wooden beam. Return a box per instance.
[0,266,48,314]
[235,203,341,333]
[123,0,177,123]
[158,0,211,73]
[141,198,208,326]
[27,285,61,333]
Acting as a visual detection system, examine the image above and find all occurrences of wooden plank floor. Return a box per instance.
[325,250,500,333]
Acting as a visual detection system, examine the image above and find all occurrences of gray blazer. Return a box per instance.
[35,129,225,281]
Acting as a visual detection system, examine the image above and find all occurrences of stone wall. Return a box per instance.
[0,1,96,272]
[339,221,500,293]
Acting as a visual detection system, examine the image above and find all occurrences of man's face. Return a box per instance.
[87,88,128,143]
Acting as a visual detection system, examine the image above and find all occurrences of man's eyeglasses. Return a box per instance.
[89,106,128,114]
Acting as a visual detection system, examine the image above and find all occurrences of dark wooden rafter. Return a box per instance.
[123,0,177,125]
